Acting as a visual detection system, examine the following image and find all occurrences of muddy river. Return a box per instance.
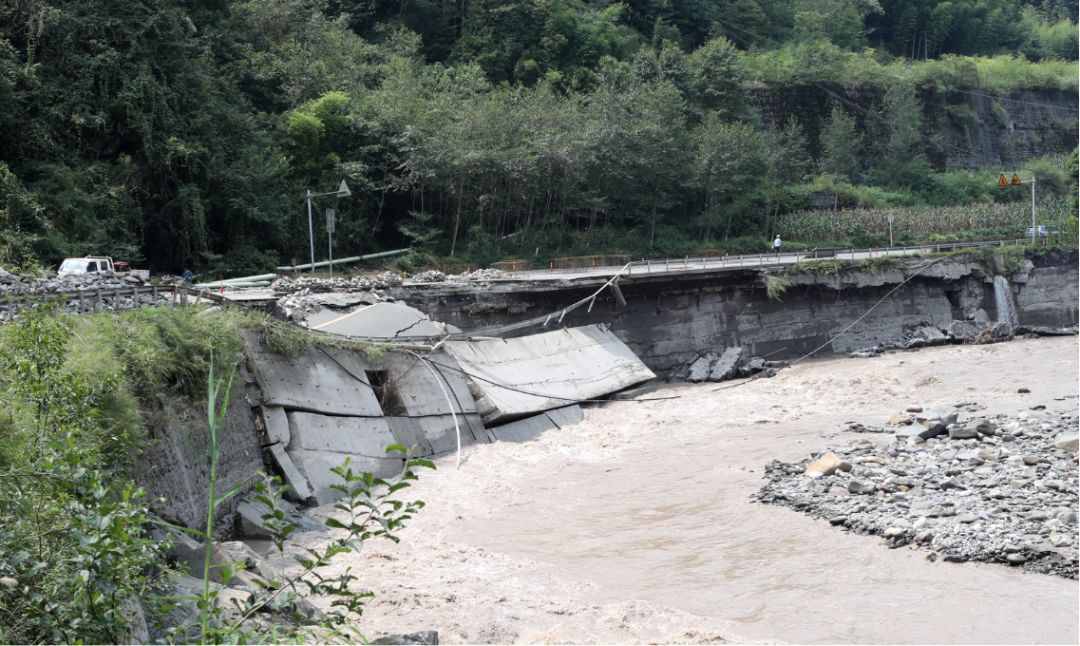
[292,337,1080,644]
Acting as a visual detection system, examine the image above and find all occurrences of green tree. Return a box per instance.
[819,105,861,181]
[873,81,931,188]
[691,114,768,241]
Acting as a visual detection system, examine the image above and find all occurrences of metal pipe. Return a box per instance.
[275,248,410,272]
[1031,176,1037,244]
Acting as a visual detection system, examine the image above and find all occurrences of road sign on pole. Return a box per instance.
[326,208,336,277]
[998,174,1008,186]
[1010,174,1022,186]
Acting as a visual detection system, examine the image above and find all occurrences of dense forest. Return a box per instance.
[0,0,1077,273]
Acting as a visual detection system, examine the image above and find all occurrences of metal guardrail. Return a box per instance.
[0,284,231,320]
[0,237,1052,322]
[517,237,1037,279]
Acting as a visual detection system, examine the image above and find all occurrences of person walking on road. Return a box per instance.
[773,235,782,257]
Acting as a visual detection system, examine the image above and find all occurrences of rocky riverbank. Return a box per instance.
[756,404,1079,578]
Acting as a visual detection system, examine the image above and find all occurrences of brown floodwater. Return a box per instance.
[290,337,1080,644]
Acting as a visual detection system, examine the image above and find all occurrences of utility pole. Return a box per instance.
[303,180,351,274]
[305,190,315,272]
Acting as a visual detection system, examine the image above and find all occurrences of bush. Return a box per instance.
[0,306,166,644]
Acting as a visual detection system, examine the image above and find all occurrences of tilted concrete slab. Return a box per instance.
[414,414,487,454]
[443,325,655,423]
[286,412,396,456]
[247,342,383,416]
[290,449,404,504]
[261,406,290,445]
[382,352,479,416]
[386,417,433,455]
[545,404,584,428]
[489,414,558,443]
[307,301,460,339]
[268,444,313,502]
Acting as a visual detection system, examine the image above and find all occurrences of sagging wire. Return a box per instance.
[710,255,951,392]
[402,349,463,469]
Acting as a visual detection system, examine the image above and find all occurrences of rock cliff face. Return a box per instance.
[752,85,1078,170]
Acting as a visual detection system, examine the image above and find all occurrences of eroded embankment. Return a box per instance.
[284,336,1079,645]
[392,248,1079,374]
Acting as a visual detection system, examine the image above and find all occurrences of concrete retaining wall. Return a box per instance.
[392,250,1079,374]
[245,337,489,504]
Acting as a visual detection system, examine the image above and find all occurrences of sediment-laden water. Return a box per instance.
[284,336,1079,644]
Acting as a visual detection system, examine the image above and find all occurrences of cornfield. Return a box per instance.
[778,200,1071,243]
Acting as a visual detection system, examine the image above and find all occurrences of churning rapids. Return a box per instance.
[280,336,1079,645]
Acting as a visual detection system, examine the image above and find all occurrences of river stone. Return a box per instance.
[805,451,842,478]
[1053,434,1078,452]
[848,479,875,495]
[1049,534,1072,548]
[949,424,978,440]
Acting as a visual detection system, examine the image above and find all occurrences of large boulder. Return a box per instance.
[687,353,716,382]
[805,451,842,478]
[708,347,742,381]
[1053,434,1079,452]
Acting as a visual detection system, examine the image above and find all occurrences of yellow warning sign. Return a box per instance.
[998,174,1008,186]
[1010,174,1022,186]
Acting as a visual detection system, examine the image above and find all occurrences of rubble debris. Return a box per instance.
[0,267,176,322]
[372,631,439,645]
[270,271,404,294]
[756,406,1079,579]
[410,270,447,283]
[673,348,778,383]
[410,267,512,283]
[0,267,154,296]
[848,319,1041,358]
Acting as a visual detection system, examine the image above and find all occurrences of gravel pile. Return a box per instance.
[270,271,404,293]
[410,270,447,283]
[756,405,1079,578]
[408,268,512,284]
[449,268,511,282]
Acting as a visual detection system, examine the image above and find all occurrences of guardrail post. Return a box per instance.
[151,285,158,306]
[77,291,84,313]
[114,288,121,310]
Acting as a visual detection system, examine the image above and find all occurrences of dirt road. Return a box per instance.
[295,336,1080,644]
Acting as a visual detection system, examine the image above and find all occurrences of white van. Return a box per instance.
[58,256,114,277]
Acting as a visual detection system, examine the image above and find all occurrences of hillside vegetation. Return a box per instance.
[0,0,1077,274]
